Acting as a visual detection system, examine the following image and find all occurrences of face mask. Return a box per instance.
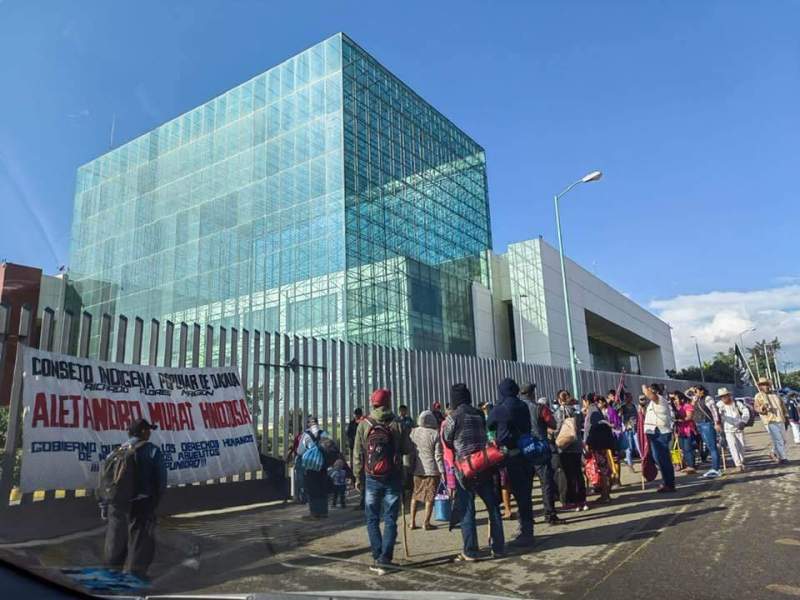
[310,423,320,436]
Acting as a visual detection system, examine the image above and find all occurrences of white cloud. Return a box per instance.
[649,286,800,371]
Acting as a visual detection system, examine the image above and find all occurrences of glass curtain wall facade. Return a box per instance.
[69,33,491,359]
[341,35,491,353]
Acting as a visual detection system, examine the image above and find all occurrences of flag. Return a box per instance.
[614,369,626,406]
[734,343,754,385]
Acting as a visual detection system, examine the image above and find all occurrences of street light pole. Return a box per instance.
[554,170,602,399]
[692,336,705,383]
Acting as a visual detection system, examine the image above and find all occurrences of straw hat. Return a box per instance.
[757,377,771,386]
[716,387,733,398]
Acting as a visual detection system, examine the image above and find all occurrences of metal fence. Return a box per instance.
[0,303,727,503]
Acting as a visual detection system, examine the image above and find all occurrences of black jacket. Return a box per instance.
[487,379,531,449]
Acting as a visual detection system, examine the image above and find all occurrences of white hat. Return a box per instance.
[716,387,733,398]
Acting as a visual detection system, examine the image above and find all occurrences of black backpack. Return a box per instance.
[364,418,396,479]
[99,441,145,503]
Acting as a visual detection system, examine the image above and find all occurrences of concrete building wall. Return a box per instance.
[534,238,675,376]
[480,238,675,378]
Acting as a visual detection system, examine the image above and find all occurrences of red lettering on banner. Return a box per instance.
[177,403,193,431]
[107,398,119,430]
[70,395,80,427]
[199,402,215,428]
[92,397,108,430]
[32,393,49,428]
[83,397,95,430]
[129,401,142,423]
[49,394,58,427]
[185,402,196,429]
[117,401,130,430]
[239,398,252,424]
[148,402,167,430]
[166,402,178,429]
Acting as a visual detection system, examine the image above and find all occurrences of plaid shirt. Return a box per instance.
[442,404,487,460]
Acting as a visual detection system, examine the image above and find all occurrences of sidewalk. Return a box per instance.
[3,428,797,599]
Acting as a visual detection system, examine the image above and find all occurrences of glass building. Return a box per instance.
[70,33,492,359]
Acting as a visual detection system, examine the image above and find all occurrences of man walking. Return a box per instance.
[642,383,676,493]
[347,407,365,509]
[488,378,536,548]
[104,418,166,580]
[398,405,414,431]
[347,407,364,464]
[442,383,505,560]
[689,385,722,479]
[520,383,564,526]
[717,388,749,471]
[754,377,789,464]
[353,389,409,574]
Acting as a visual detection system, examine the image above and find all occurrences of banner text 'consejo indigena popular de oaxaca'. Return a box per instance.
[20,347,261,493]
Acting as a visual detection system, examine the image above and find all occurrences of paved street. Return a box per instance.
[3,428,799,599]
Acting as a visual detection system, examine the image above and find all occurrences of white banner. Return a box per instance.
[20,347,261,493]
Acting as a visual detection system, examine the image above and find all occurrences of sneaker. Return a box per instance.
[369,563,387,575]
[455,552,479,562]
[780,458,789,465]
[491,549,507,559]
[581,503,590,511]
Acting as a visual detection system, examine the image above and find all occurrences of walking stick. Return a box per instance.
[719,440,727,474]
[400,487,410,558]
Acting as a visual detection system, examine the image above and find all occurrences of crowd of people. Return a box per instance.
[100,374,797,581]
[286,375,796,574]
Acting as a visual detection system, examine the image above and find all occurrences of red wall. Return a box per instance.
[0,263,42,405]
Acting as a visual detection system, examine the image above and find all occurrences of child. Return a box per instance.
[328,458,348,508]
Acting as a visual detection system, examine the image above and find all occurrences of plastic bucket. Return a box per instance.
[434,497,451,522]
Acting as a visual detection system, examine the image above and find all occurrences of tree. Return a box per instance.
[783,370,800,390]
[745,337,781,379]
[667,347,747,384]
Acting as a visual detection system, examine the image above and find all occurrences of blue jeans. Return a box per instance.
[698,421,721,471]
[679,436,695,468]
[293,462,306,503]
[505,456,534,537]
[624,429,641,465]
[364,475,401,564]
[647,429,676,488]
[455,476,505,556]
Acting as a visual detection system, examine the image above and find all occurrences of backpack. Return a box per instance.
[99,441,145,503]
[517,432,552,466]
[736,401,755,428]
[364,418,396,480]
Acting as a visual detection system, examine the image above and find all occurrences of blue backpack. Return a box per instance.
[518,433,551,466]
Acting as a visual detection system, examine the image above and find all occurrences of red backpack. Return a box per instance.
[364,418,396,479]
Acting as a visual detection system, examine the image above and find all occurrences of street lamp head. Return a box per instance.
[581,170,603,183]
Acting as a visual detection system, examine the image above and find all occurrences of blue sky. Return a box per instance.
[1,1,798,367]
